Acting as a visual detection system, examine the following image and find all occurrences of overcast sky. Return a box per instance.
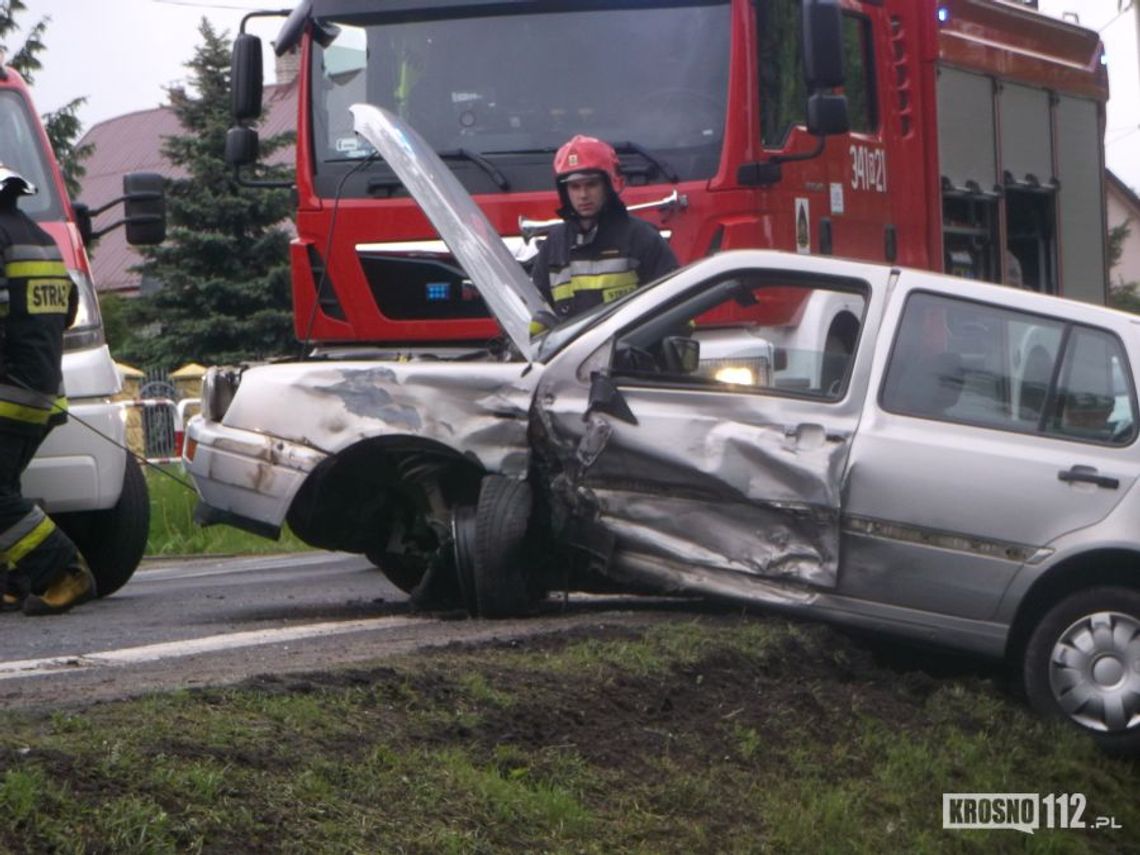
[23,0,1140,191]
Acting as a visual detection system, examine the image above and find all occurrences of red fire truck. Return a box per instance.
[227,0,1109,347]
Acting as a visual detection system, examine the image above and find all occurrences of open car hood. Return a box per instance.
[351,104,552,360]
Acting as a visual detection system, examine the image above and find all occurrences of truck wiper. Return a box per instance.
[436,148,511,191]
[610,141,679,184]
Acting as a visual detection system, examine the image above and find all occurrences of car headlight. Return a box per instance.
[63,269,106,352]
[200,366,241,422]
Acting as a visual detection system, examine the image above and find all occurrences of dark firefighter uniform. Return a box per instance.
[0,174,93,616]
[531,207,679,319]
[531,134,679,323]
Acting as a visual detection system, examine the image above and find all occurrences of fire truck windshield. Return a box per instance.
[309,1,730,197]
[0,90,63,221]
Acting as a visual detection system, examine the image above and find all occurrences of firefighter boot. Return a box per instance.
[23,558,97,616]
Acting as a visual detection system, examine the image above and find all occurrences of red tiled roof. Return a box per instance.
[77,81,298,295]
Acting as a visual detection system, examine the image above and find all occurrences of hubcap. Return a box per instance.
[1048,610,1140,733]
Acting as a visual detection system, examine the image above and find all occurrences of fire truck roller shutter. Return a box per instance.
[999,82,1053,188]
[1054,95,1108,305]
[999,83,1057,294]
[936,67,998,194]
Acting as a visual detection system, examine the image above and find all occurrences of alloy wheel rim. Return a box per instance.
[1048,610,1140,734]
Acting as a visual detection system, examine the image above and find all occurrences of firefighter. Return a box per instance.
[531,135,678,321]
[0,164,95,616]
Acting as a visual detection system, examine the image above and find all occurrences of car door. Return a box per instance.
[842,285,1140,620]
[534,259,885,593]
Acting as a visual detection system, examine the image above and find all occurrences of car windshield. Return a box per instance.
[0,90,63,221]
[310,1,730,195]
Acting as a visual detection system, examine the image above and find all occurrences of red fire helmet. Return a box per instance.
[553,135,624,194]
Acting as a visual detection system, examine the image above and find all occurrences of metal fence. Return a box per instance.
[126,367,201,463]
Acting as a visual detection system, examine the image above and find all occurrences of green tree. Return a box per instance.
[1107,218,1140,314]
[0,1,92,196]
[121,18,294,368]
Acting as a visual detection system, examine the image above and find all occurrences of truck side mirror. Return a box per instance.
[802,0,845,90]
[72,201,94,246]
[807,93,849,136]
[231,32,264,121]
[123,172,166,246]
[225,126,260,167]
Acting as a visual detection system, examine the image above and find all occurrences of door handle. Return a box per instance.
[1058,465,1119,490]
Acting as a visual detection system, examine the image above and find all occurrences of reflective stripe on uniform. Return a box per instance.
[5,260,68,278]
[548,257,638,288]
[551,270,638,304]
[4,243,71,316]
[0,382,63,426]
[0,505,55,563]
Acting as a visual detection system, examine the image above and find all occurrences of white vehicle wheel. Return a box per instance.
[1023,586,1140,754]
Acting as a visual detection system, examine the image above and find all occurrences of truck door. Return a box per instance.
[756,1,897,266]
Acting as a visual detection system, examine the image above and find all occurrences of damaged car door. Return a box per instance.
[534,260,881,600]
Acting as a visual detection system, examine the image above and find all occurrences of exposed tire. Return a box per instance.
[472,476,536,619]
[55,454,150,598]
[1023,586,1140,755]
[450,505,479,615]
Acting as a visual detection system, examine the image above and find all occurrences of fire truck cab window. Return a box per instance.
[759,5,876,147]
[309,3,731,197]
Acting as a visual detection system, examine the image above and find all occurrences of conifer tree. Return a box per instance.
[123,18,294,368]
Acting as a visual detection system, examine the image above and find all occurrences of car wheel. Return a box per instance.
[54,454,150,598]
[450,504,479,615]
[1023,586,1140,754]
[471,476,536,618]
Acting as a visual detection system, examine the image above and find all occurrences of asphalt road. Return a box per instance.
[0,552,678,711]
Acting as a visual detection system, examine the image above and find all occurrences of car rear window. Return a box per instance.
[881,292,1137,446]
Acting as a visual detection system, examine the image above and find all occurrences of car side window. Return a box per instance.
[611,272,866,401]
[1049,327,1135,444]
[882,291,1138,445]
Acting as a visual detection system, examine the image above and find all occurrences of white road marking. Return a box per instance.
[0,616,423,681]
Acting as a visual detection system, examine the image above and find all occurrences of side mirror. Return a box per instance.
[586,372,638,425]
[225,126,260,167]
[661,336,700,375]
[72,201,94,246]
[802,0,845,89]
[231,32,264,121]
[806,93,849,136]
[123,172,166,246]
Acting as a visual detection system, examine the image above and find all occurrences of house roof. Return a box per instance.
[1108,169,1140,220]
[77,80,298,295]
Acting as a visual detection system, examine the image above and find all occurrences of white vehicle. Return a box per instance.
[1,67,165,596]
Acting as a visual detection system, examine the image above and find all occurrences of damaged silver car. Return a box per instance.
[186,105,1140,751]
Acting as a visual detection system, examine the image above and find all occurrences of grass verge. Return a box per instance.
[0,616,1135,853]
[144,465,311,557]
